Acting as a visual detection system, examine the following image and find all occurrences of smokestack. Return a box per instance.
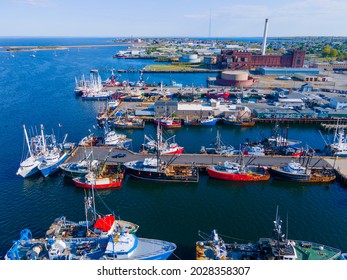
[261,18,269,55]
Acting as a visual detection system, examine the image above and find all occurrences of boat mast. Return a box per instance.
[40,124,46,153]
[156,123,161,169]
[23,125,33,158]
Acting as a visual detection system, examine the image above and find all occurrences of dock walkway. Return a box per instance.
[68,146,344,175]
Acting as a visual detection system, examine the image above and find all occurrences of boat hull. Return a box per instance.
[200,119,218,126]
[125,163,199,183]
[39,153,69,177]
[16,158,42,178]
[72,177,123,189]
[268,167,336,183]
[207,166,270,181]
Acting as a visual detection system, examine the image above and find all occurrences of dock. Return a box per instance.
[320,123,347,131]
[67,146,347,182]
[324,157,347,185]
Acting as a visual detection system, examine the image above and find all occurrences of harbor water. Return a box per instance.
[0,38,346,260]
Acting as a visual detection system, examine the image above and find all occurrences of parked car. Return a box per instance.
[112,153,126,158]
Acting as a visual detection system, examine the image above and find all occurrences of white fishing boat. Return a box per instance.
[37,125,69,177]
[327,126,347,157]
[16,125,44,178]
[141,123,184,155]
[104,121,132,148]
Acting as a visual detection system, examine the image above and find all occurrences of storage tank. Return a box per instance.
[221,70,249,81]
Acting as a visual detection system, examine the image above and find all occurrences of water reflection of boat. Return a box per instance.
[196,206,342,260]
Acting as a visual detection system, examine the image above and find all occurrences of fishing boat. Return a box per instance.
[78,134,102,146]
[141,123,184,155]
[154,117,182,129]
[200,116,219,126]
[196,206,342,260]
[111,115,145,129]
[59,148,98,178]
[16,125,44,178]
[82,89,115,100]
[59,159,99,178]
[223,116,255,127]
[206,156,270,182]
[103,121,132,148]
[37,125,69,177]
[268,159,336,183]
[200,130,237,156]
[183,117,200,126]
[73,163,125,189]
[262,123,302,149]
[243,144,265,156]
[326,127,347,157]
[5,190,176,260]
[5,228,105,260]
[124,157,199,183]
[100,235,176,260]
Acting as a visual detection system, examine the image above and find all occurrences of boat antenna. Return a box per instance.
[91,178,97,221]
[318,130,329,146]
[84,189,89,234]
[156,123,161,168]
[286,211,289,240]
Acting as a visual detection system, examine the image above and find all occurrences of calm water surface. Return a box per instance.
[0,38,346,260]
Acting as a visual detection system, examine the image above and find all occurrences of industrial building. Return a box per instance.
[154,100,251,119]
[329,97,347,109]
[313,62,347,71]
[216,19,306,70]
[257,67,320,75]
[217,49,306,70]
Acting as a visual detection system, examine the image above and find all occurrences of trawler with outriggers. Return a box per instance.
[268,157,336,183]
[141,123,184,155]
[196,206,341,260]
[72,149,125,189]
[124,156,199,183]
[206,153,270,182]
[125,129,198,182]
[5,188,176,260]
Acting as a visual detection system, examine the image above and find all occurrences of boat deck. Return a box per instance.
[293,241,341,260]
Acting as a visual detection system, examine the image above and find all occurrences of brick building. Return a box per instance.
[217,49,305,70]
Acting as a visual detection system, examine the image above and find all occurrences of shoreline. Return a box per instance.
[1,44,130,52]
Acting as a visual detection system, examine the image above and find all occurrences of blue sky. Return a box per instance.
[2,0,347,37]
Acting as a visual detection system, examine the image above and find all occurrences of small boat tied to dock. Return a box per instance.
[268,156,336,183]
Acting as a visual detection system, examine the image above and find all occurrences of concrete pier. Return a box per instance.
[67,146,347,185]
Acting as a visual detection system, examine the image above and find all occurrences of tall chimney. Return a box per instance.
[261,18,269,55]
